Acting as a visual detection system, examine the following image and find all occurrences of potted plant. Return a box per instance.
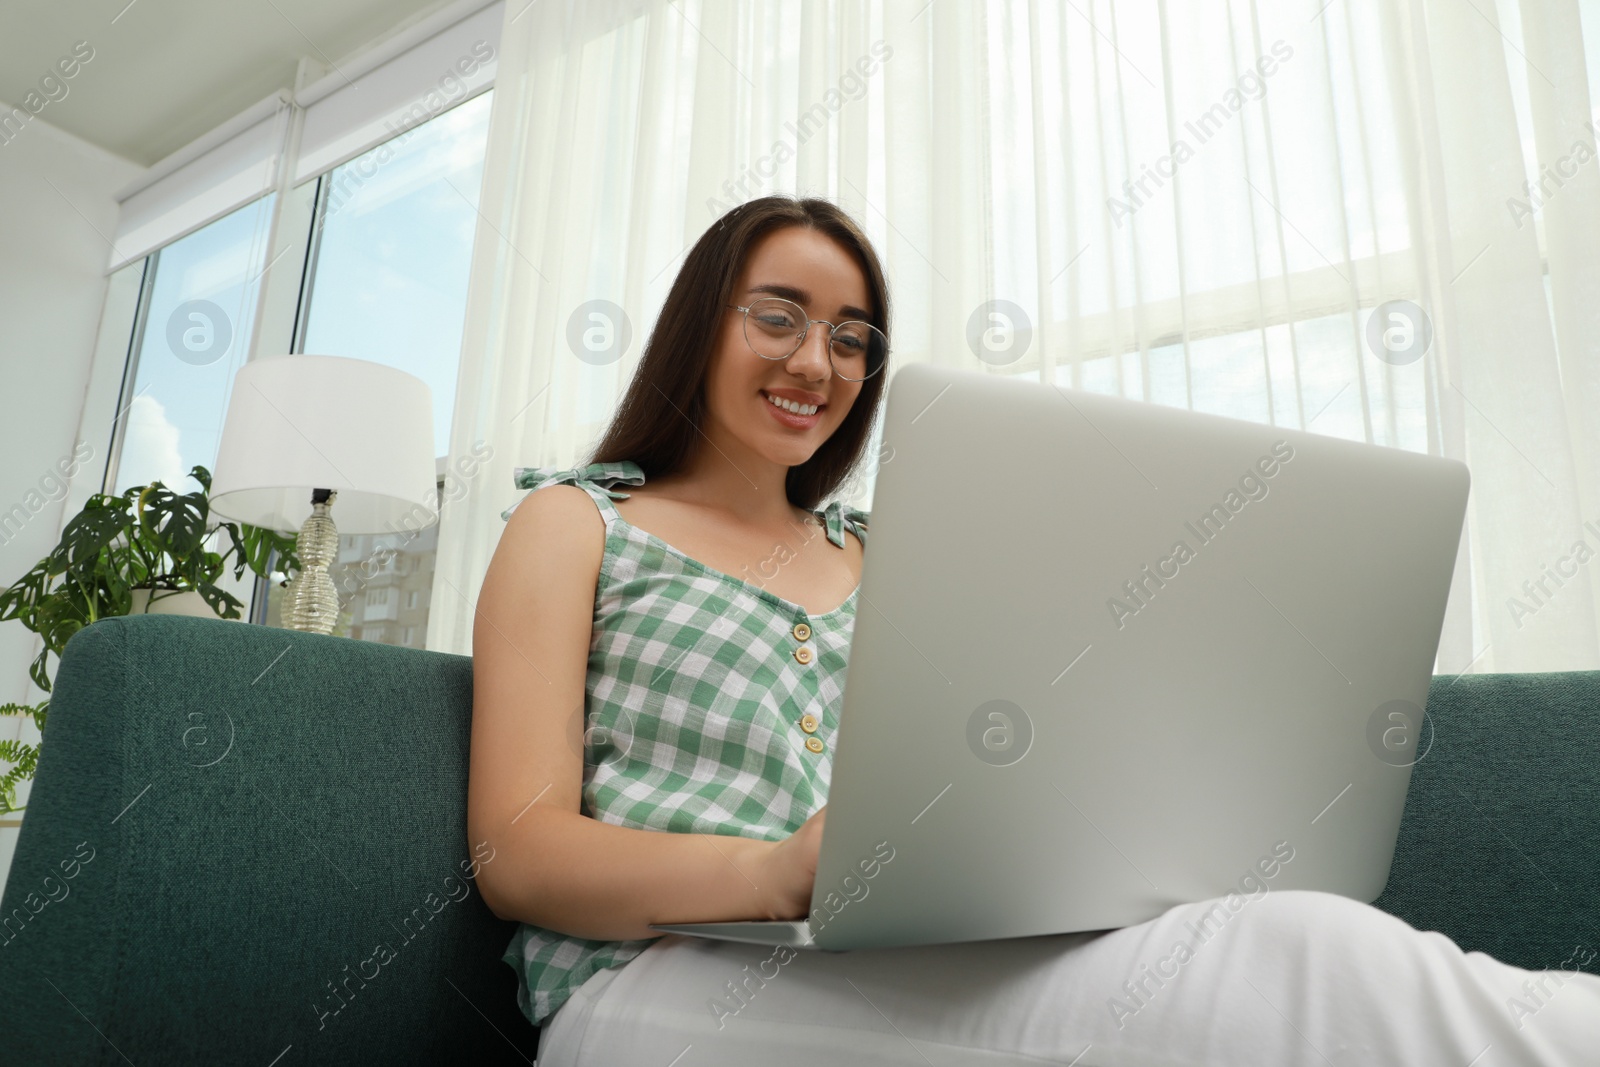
[0,464,301,813]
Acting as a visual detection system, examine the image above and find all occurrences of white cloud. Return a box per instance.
[115,394,189,493]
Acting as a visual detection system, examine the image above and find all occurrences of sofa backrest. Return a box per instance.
[0,614,538,1065]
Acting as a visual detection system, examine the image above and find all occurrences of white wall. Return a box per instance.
[0,103,143,892]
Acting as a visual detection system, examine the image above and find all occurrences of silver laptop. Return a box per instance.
[651,361,1470,951]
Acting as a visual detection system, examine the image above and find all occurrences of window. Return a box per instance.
[299,91,492,458]
[1044,309,1430,455]
[110,195,276,496]
[258,91,494,647]
[94,4,501,647]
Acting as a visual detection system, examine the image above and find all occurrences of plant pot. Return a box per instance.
[128,588,238,621]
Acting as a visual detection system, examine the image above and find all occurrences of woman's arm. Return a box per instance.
[466,483,783,941]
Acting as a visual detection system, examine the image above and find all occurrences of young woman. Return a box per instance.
[467,196,1600,1065]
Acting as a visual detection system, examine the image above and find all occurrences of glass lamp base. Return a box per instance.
[284,498,341,635]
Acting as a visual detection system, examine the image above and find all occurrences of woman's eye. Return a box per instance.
[833,336,866,352]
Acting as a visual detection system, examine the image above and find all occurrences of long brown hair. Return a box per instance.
[586,196,892,511]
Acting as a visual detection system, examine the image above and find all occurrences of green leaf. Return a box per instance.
[220,520,302,585]
[0,699,47,732]
[0,731,39,815]
[0,738,36,767]
[139,472,210,571]
[61,503,130,583]
[193,582,244,620]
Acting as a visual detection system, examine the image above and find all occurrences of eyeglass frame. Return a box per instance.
[726,297,889,382]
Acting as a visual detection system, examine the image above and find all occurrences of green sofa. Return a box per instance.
[2,614,1597,1063]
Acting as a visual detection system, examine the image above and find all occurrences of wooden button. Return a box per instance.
[805,736,825,753]
[792,621,811,641]
[799,714,819,734]
[794,646,813,665]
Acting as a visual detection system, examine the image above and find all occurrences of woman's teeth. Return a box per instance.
[765,392,819,416]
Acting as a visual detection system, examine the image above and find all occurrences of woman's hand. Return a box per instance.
[748,806,826,921]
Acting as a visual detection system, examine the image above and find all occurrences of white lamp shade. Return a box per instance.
[209,354,437,535]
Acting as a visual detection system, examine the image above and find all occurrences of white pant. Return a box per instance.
[537,889,1600,1066]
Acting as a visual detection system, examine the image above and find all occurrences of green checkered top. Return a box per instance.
[498,460,869,1028]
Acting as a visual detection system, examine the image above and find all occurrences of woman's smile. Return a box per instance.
[760,387,826,429]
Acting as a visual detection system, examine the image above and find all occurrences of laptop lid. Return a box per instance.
[804,362,1470,950]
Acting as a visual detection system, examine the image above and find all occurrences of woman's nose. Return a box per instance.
[789,325,833,379]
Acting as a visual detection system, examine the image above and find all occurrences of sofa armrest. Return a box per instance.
[0,615,538,1064]
[1372,670,1600,970]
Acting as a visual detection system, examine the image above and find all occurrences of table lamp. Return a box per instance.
[208,354,437,635]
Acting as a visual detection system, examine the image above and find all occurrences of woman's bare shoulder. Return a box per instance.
[499,483,605,569]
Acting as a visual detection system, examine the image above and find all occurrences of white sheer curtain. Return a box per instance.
[428,0,1600,677]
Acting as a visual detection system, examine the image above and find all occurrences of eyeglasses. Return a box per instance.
[727,297,889,382]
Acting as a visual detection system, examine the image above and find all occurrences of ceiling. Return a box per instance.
[0,0,451,168]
